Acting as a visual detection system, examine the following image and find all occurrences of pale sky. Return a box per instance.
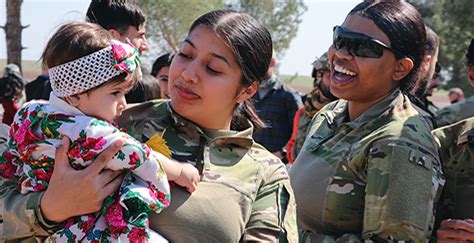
[0,0,360,76]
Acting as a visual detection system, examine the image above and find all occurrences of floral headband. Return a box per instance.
[49,39,141,97]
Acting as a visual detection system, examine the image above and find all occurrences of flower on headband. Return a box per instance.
[111,39,141,77]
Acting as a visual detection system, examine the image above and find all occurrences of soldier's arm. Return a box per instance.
[0,179,60,241]
[361,140,435,241]
[242,161,298,242]
[298,140,436,242]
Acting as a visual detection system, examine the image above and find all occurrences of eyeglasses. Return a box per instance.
[332,26,404,59]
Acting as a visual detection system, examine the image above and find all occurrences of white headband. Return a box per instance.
[49,40,140,97]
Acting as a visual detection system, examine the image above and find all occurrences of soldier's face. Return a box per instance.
[328,14,401,104]
[168,25,246,129]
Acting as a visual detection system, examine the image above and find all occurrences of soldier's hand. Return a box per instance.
[40,137,125,223]
[437,219,474,242]
[174,163,200,193]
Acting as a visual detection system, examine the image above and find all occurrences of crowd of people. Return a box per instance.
[0,0,473,242]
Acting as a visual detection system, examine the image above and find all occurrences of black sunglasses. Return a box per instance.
[332,26,404,58]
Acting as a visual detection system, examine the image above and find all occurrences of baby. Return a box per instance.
[0,22,199,242]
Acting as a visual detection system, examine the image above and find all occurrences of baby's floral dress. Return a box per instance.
[0,94,170,242]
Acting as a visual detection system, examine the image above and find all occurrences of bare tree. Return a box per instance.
[1,0,28,71]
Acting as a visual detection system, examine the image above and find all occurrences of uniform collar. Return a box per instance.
[167,102,254,149]
[328,88,404,130]
[49,92,85,116]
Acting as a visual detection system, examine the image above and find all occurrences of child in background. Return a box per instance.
[0,22,199,242]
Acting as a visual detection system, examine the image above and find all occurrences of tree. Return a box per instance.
[409,0,474,96]
[138,0,226,52]
[1,0,27,72]
[137,0,306,66]
[228,0,307,59]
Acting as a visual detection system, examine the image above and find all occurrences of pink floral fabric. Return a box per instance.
[0,97,170,242]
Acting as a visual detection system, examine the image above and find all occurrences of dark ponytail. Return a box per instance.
[231,100,265,131]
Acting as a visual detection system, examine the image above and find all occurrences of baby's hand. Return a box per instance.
[174,163,199,193]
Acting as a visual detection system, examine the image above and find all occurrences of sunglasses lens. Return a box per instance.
[332,26,384,58]
[353,40,384,58]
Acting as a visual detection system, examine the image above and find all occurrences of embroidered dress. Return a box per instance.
[0,93,170,242]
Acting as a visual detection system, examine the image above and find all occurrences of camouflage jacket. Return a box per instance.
[118,100,297,242]
[435,95,474,128]
[289,90,442,242]
[292,109,313,160]
[433,117,474,226]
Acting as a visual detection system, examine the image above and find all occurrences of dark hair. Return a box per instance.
[41,22,137,95]
[425,26,439,55]
[0,75,24,102]
[86,0,146,35]
[467,38,474,66]
[41,22,112,69]
[349,0,426,94]
[151,53,174,77]
[189,9,272,131]
[126,74,161,102]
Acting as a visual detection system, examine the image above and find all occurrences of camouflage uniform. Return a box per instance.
[118,100,297,242]
[288,53,336,162]
[435,95,474,128]
[289,89,442,242]
[0,99,298,242]
[433,117,474,227]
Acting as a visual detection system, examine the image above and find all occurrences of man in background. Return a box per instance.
[252,54,302,162]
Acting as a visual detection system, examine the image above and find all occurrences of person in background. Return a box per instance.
[252,53,302,161]
[2,63,22,80]
[290,1,442,241]
[122,73,162,102]
[151,53,175,99]
[86,0,150,103]
[410,26,440,129]
[448,87,464,104]
[0,70,24,125]
[435,38,474,128]
[433,39,474,242]
[286,52,337,163]
[25,70,52,101]
[86,0,149,54]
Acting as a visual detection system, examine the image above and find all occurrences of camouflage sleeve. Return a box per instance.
[0,179,62,241]
[362,139,435,241]
[242,162,298,243]
[435,106,457,128]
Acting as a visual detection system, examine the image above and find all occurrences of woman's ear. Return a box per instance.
[235,82,258,104]
[392,57,414,81]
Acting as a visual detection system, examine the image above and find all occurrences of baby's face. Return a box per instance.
[74,80,132,121]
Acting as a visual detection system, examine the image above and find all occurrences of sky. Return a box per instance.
[0,0,360,76]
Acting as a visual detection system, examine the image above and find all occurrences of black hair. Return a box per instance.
[151,53,174,77]
[0,75,24,102]
[349,0,427,94]
[189,9,272,131]
[126,73,161,103]
[86,0,146,35]
[425,26,439,55]
[467,38,474,66]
